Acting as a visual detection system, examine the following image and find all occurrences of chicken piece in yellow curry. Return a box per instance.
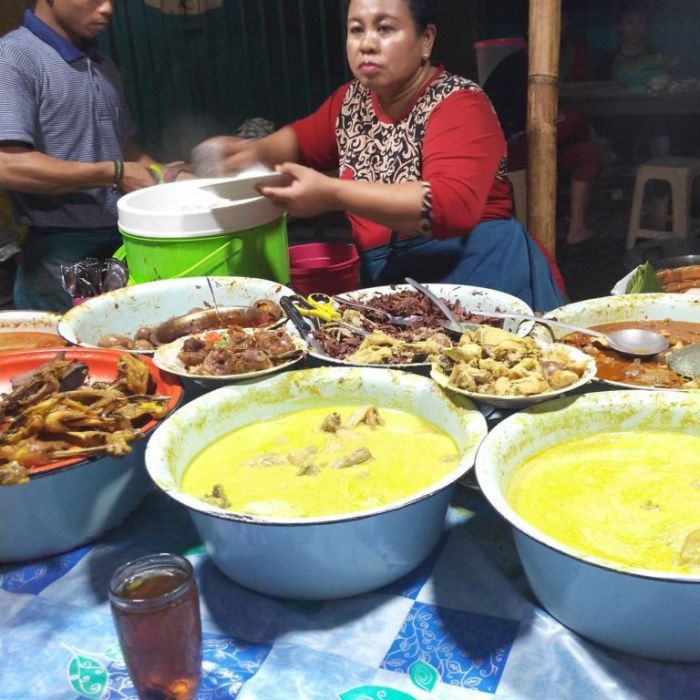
[507,431,700,574]
[181,405,460,518]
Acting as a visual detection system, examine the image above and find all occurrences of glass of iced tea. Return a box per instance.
[109,553,202,700]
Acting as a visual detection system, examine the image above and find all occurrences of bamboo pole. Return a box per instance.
[526,0,561,256]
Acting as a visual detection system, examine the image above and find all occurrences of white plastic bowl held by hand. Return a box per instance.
[145,367,487,599]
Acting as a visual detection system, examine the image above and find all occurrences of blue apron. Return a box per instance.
[358,218,566,313]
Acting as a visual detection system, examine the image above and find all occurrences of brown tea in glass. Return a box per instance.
[109,553,202,700]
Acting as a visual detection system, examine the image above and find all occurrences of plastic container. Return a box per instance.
[117,179,289,285]
[288,242,360,296]
[474,37,527,85]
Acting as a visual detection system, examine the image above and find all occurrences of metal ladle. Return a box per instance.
[442,311,669,357]
[403,277,669,357]
[667,343,700,379]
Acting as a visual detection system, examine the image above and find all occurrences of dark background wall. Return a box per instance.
[97,0,483,161]
[2,0,699,161]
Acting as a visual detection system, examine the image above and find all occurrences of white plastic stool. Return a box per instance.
[626,157,700,249]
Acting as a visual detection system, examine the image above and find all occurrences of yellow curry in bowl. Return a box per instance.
[507,431,700,574]
[181,405,460,518]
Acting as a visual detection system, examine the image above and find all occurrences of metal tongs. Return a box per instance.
[288,294,370,337]
[279,297,326,354]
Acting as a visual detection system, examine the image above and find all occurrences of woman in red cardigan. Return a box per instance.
[195,0,566,311]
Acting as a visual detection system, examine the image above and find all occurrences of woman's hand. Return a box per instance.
[258,162,339,217]
[190,136,259,176]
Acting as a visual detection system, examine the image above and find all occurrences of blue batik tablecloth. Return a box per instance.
[2,485,700,700]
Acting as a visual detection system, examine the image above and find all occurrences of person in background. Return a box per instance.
[0,0,186,312]
[484,23,602,248]
[598,0,676,159]
[598,0,674,90]
[193,0,565,312]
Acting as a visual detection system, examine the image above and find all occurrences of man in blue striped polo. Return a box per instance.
[0,0,175,311]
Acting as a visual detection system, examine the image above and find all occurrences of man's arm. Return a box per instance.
[0,144,116,194]
[122,138,194,184]
[0,142,159,194]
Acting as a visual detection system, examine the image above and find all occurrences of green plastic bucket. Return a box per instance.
[117,180,290,285]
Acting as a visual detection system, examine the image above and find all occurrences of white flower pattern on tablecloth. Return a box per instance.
[381,602,519,693]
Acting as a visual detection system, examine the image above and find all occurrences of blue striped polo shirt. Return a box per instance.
[0,10,135,228]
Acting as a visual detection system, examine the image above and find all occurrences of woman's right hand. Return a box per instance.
[190,136,260,176]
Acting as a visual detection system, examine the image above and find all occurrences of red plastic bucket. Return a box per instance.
[474,37,526,84]
[289,242,360,296]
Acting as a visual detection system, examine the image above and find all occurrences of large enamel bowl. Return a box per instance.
[539,293,700,389]
[0,310,61,333]
[145,367,487,599]
[475,389,700,662]
[0,310,66,351]
[0,349,183,562]
[58,276,294,354]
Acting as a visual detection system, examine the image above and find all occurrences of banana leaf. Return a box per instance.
[625,262,664,294]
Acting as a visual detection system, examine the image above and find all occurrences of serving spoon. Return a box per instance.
[442,310,669,357]
[404,277,462,327]
[403,277,669,357]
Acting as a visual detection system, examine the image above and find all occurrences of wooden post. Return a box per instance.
[527,0,561,256]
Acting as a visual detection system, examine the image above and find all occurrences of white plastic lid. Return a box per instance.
[117,178,283,238]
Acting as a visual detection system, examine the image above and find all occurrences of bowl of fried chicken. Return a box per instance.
[0,348,182,561]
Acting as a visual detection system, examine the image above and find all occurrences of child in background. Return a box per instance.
[599,1,675,92]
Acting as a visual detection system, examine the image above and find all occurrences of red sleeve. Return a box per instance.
[423,89,507,238]
[289,83,350,171]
